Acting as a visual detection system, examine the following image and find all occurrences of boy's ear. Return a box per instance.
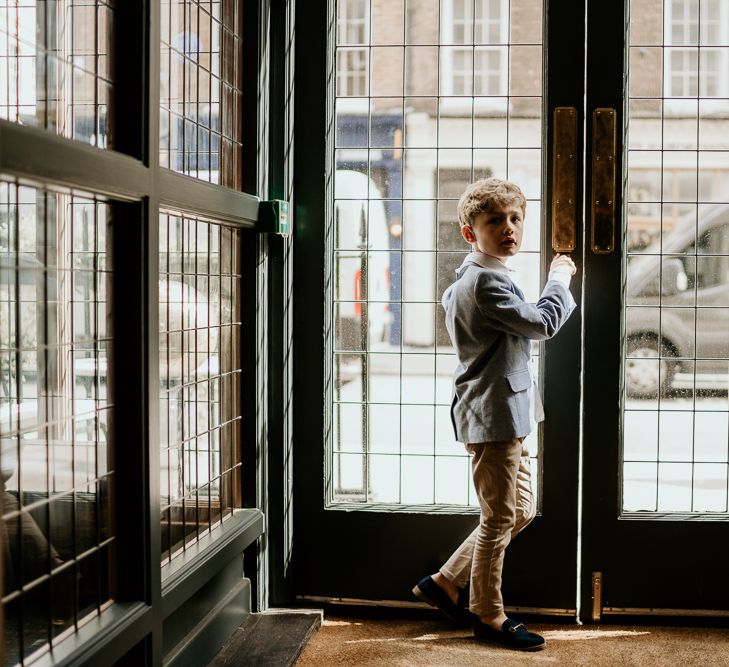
[460,225,476,244]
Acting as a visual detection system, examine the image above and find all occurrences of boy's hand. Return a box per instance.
[550,253,577,276]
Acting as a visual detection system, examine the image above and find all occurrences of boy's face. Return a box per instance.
[461,203,524,260]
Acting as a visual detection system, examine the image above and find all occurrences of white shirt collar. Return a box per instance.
[460,251,514,274]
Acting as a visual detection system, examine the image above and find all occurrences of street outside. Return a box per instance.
[333,352,729,513]
[3,361,728,514]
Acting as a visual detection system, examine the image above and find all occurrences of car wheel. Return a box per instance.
[625,335,676,399]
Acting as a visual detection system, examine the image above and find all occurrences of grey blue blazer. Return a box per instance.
[442,252,576,444]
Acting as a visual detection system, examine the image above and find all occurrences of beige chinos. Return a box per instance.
[439,437,535,616]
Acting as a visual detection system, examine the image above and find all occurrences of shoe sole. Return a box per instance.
[412,585,464,625]
[412,585,432,605]
[413,586,459,623]
[413,586,458,623]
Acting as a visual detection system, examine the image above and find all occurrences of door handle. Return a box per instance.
[551,107,577,253]
[591,108,617,254]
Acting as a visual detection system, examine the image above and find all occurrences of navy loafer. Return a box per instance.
[474,618,545,651]
[412,575,476,626]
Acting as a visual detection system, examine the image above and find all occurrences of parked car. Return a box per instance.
[334,170,392,352]
[625,204,729,398]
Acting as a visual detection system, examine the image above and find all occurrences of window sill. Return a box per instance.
[161,508,264,618]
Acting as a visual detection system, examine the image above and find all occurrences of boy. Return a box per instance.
[413,178,576,651]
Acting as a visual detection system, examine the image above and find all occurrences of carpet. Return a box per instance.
[296,615,729,666]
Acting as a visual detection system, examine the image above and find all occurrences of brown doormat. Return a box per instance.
[296,615,729,667]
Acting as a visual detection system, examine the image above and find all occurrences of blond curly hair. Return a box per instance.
[457,177,526,229]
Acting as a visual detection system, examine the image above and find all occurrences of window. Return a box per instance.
[1,0,258,663]
[158,1,245,567]
[1,4,116,663]
[665,0,729,98]
[0,0,113,147]
[336,0,369,99]
[625,0,729,513]
[1,183,114,665]
[160,0,244,188]
[159,213,242,564]
[440,0,508,97]
[330,0,544,508]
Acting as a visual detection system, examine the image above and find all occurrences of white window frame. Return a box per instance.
[664,0,729,113]
[440,0,509,114]
[336,0,369,113]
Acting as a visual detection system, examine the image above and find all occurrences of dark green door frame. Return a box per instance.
[580,0,729,619]
[240,0,298,611]
[291,0,586,614]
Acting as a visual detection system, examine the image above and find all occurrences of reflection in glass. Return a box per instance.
[0,0,114,147]
[624,0,729,515]
[159,212,242,564]
[1,183,114,665]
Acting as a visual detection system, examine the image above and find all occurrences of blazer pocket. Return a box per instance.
[506,368,531,393]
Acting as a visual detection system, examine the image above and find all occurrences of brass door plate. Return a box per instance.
[592,571,603,622]
[552,107,577,253]
[591,108,616,254]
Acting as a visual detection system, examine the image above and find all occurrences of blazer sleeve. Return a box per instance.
[473,270,576,340]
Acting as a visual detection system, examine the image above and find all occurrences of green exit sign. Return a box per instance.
[258,199,291,237]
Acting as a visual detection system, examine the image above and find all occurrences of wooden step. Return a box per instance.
[209,609,322,667]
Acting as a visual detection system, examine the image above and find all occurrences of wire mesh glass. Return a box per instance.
[328,0,544,508]
[624,0,729,514]
[0,181,114,666]
[159,0,243,189]
[0,0,114,148]
[159,212,242,565]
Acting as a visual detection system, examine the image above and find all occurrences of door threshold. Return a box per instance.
[603,607,729,618]
[209,610,322,667]
[297,595,576,617]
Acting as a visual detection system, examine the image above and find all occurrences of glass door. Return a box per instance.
[581,0,729,617]
[294,0,584,614]
[294,0,729,620]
